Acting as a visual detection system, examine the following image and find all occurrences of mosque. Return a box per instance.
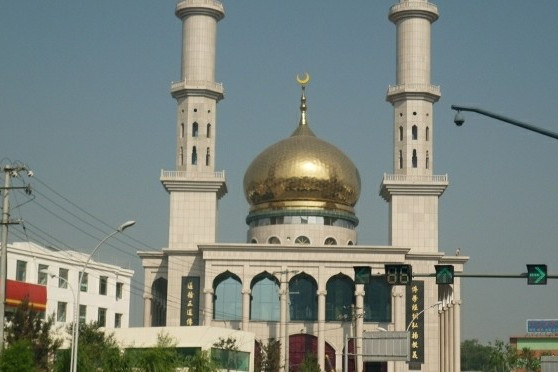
[137,0,468,371]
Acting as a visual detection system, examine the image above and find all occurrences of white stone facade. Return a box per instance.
[7,242,133,330]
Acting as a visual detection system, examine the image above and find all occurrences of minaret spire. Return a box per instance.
[297,72,310,126]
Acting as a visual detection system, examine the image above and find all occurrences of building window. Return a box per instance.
[180,123,184,138]
[326,274,354,321]
[206,148,210,166]
[99,276,108,295]
[399,126,403,141]
[115,313,123,328]
[179,146,184,166]
[426,127,430,141]
[116,282,123,300]
[426,151,430,170]
[250,273,280,321]
[267,236,281,244]
[98,308,107,327]
[192,122,199,137]
[250,238,258,244]
[207,123,211,138]
[412,149,418,168]
[59,268,69,288]
[79,305,87,324]
[295,236,310,245]
[80,272,88,292]
[192,146,197,165]
[213,272,242,321]
[289,274,318,321]
[363,277,392,322]
[412,125,418,140]
[399,150,403,169]
[324,237,337,245]
[38,264,48,285]
[16,260,27,281]
[57,302,67,322]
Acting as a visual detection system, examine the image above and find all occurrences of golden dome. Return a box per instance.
[243,86,361,216]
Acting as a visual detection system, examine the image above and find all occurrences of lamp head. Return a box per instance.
[454,111,465,126]
[118,220,136,232]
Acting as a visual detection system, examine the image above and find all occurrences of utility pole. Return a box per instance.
[0,163,32,347]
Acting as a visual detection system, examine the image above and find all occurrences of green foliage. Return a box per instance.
[461,339,492,370]
[0,339,36,372]
[4,298,62,371]
[298,352,321,372]
[256,338,281,372]
[54,322,130,372]
[128,332,185,372]
[185,349,219,372]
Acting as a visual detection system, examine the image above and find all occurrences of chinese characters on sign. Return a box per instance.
[406,280,424,365]
[180,276,200,326]
[527,319,558,333]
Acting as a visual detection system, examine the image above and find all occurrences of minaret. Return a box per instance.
[380,0,447,253]
[161,0,227,251]
[160,0,227,325]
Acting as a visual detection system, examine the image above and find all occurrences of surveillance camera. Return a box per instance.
[454,111,465,126]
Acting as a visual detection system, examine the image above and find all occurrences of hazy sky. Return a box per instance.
[2,1,558,343]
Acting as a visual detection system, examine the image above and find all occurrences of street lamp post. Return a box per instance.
[41,269,76,371]
[71,220,135,372]
[406,301,442,332]
[450,105,558,140]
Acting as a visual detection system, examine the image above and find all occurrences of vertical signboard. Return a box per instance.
[181,276,200,326]
[406,280,424,366]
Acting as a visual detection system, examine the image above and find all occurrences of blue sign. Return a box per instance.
[527,319,558,333]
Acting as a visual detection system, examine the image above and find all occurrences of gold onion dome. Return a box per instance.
[243,80,361,224]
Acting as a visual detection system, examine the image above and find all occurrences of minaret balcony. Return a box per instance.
[386,83,441,103]
[379,173,448,201]
[161,169,227,198]
[389,1,439,23]
[170,80,224,101]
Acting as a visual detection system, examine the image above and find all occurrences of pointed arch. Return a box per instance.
[289,273,317,321]
[213,271,242,320]
[192,146,197,165]
[412,125,418,140]
[326,273,354,321]
[192,122,199,137]
[412,149,417,168]
[399,126,403,141]
[151,277,167,327]
[207,123,211,138]
[363,276,391,322]
[250,272,280,321]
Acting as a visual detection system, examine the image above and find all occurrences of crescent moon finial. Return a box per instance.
[296,72,310,86]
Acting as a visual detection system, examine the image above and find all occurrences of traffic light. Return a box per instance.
[435,265,454,285]
[384,264,412,285]
[354,266,371,284]
[527,264,547,285]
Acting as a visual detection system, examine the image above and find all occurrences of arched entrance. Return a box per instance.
[289,334,335,372]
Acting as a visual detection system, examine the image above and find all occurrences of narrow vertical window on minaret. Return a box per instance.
[207,123,211,138]
[193,122,199,137]
[412,150,418,168]
[426,151,430,169]
[179,147,184,166]
[192,146,197,165]
[206,148,210,166]
[412,125,418,140]
[426,127,430,141]
[399,150,403,169]
[399,126,403,141]
[180,123,184,138]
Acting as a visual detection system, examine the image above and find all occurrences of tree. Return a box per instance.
[129,331,185,372]
[4,298,62,371]
[298,352,321,372]
[0,339,36,372]
[488,339,517,372]
[54,322,130,372]
[185,349,219,372]
[461,339,492,371]
[256,338,281,372]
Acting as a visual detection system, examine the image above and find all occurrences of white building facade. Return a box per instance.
[140,1,468,371]
[7,242,133,330]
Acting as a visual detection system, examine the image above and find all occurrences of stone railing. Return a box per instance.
[161,169,225,180]
[382,173,448,183]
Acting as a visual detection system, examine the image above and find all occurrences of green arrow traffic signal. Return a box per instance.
[435,265,454,285]
[527,264,547,285]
